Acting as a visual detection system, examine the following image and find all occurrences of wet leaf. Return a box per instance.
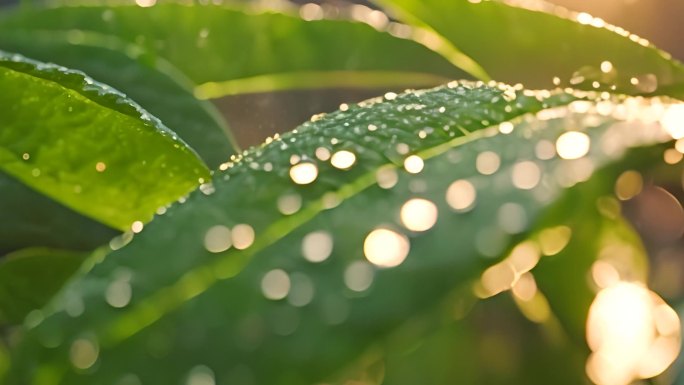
[377,0,684,98]
[5,83,681,385]
[0,51,209,231]
[0,30,237,168]
[0,2,475,99]
[0,248,89,325]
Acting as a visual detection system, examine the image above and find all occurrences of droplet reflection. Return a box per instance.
[364,228,410,268]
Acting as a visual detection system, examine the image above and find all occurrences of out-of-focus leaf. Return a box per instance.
[0,30,237,168]
[377,0,684,97]
[0,248,88,325]
[0,51,209,231]
[0,2,477,99]
[6,83,681,385]
[379,295,589,385]
[0,171,117,255]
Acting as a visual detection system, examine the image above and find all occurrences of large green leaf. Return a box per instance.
[377,0,684,97]
[0,248,90,324]
[6,83,680,384]
[0,51,209,231]
[0,2,478,99]
[0,30,237,168]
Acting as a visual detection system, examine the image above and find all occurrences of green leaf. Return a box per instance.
[6,83,679,385]
[0,30,237,168]
[0,2,477,99]
[0,171,117,255]
[377,0,684,97]
[0,51,209,231]
[379,295,589,385]
[0,248,90,325]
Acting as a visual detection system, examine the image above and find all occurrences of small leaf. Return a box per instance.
[0,30,237,168]
[0,51,209,231]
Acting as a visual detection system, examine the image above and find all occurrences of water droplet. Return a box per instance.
[289,162,318,185]
[476,151,501,175]
[445,180,477,212]
[70,337,99,370]
[277,193,302,215]
[287,273,315,307]
[404,155,424,174]
[400,198,438,232]
[556,131,591,159]
[261,269,290,300]
[131,221,144,233]
[376,166,398,189]
[364,228,410,268]
[232,224,255,250]
[330,150,356,170]
[615,170,643,201]
[512,161,541,190]
[186,365,215,385]
[302,231,333,263]
[344,261,374,292]
[204,225,232,253]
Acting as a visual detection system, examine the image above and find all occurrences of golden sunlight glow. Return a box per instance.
[445,180,477,212]
[512,272,538,302]
[537,226,572,256]
[512,161,541,190]
[302,231,333,263]
[404,155,424,174]
[289,162,318,185]
[556,131,591,160]
[586,282,681,385]
[615,170,643,201]
[364,228,410,268]
[330,150,357,170]
[203,225,232,253]
[232,224,255,250]
[479,262,516,298]
[661,104,684,139]
[400,198,438,232]
[664,148,683,164]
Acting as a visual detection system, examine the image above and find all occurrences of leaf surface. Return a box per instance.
[377,0,684,97]
[0,51,209,231]
[6,83,680,385]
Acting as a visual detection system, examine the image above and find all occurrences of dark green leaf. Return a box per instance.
[6,83,679,385]
[0,2,477,99]
[377,0,684,97]
[0,171,117,255]
[0,248,89,324]
[0,51,209,231]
